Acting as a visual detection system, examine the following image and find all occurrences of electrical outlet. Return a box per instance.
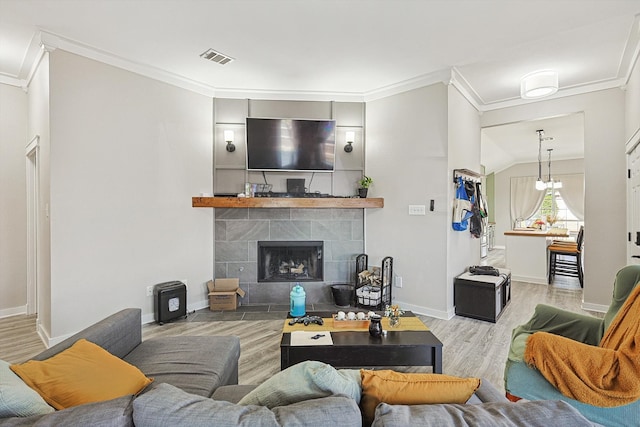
[395,276,403,288]
[146,285,154,297]
[408,205,426,215]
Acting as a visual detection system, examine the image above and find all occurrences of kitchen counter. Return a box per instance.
[504,228,570,284]
[504,228,570,237]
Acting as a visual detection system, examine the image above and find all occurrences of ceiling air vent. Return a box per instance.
[200,48,234,65]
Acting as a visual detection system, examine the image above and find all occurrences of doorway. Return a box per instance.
[481,114,585,247]
[480,114,585,290]
[25,135,39,316]
[628,140,640,264]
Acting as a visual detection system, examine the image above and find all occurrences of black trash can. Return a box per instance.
[331,284,354,307]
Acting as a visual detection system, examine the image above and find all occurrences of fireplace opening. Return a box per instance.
[258,241,323,282]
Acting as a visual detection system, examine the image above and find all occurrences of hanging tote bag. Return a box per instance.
[452,177,473,231]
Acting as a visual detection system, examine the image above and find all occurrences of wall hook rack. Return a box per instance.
[453,168,482,183]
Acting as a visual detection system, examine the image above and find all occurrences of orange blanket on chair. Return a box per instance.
[524,284,640,407]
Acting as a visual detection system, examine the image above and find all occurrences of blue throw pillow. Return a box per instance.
[237,361,361,407]
[0,359,54,417]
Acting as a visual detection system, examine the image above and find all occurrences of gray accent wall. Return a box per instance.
[213,98,367,305]
[215,207,364,305]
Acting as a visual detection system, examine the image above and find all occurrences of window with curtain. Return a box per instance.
[532,173,584,233]
[533,189,584,233]
[510,176,546,227]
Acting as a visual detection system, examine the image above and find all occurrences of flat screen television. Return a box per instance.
[246,117,336,172]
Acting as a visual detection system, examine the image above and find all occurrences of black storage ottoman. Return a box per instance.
[454,268,511,322]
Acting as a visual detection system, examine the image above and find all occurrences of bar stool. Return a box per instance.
[548,226,584,287]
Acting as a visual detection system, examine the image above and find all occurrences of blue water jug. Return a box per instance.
[290,283,306,317]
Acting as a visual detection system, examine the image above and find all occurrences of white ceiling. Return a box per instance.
[1,0,639,168]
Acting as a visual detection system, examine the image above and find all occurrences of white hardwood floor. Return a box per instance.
[0,250,590,391]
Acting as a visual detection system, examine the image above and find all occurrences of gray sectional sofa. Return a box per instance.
[1,308,597,426]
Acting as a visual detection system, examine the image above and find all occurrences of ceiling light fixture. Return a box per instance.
[521,70,558,99]
[535,129,554,190]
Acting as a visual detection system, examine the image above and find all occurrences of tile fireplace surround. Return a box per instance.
[214,207,364,305]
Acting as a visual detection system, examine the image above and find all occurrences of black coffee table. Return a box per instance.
[280,311,442,373]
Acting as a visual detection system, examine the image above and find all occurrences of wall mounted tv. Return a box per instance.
[246,117,336,172]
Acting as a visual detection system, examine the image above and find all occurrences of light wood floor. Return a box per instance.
[0,250,590,392]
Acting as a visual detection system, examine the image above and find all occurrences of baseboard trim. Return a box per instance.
[394,301,454,320]
[582,302,608,313]
[142,299,210,325]
[0,306,27,319]
[36,319,52,348]
[511,274,547,285]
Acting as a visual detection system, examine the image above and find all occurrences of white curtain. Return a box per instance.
[510,176,546,227]
[557,173,585,220]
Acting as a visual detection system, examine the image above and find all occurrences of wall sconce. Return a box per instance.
[344,131,355,153]
[224,130,235,152]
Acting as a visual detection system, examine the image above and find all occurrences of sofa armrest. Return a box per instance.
[518,304,603,344]
[33,308,142,361]
[508,304,603,363]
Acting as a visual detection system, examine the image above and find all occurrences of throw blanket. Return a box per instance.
[524,283,640,407]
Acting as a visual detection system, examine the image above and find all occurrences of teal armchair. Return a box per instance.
[505,265,640,427]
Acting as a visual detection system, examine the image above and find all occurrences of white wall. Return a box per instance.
[492,159,584,248]
[366,83,452,318]
[27,54,52,336]
[625,42,640,267]
[0,84,28,317]
[45,50,214,339]
[481,89,626,309]
[447,84,482,313]
[625,54,640,144]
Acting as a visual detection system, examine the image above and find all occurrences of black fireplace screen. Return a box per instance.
[257,241,323,282]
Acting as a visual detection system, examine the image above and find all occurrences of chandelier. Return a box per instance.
[534,129,556,190]
[546,148,563,189]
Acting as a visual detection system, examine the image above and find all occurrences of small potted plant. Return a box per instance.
[384,304,404,328]
[358,175,373,198]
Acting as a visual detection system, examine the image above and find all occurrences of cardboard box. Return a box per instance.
[207,278,245,311]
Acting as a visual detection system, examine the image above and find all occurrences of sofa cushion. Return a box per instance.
[133,382,361,427]
[360,370,480,426]
[0,360,54,418]
[10,339,152,410]
[237,361,361,408]
[0,395,134,427]
[371,400,597,427]
[123,335,240,397]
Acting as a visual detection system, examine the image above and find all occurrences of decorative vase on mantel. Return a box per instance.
[358,188,368,198]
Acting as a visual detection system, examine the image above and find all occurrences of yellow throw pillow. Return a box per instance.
[10,339,152,410]
[360,370,480,426]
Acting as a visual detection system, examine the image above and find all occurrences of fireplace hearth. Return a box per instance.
[258,241,323,282]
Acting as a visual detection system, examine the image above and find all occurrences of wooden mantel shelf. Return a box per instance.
[192,196,384,209]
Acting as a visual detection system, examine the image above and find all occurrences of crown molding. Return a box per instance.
[477,77,627,112]
[362,69,451,102]
[449,68,482,111]
[0,74,26,90]
[214,87,364,103]
[38,31,217,97]
[620,14,640,86]
[18,24,640,108]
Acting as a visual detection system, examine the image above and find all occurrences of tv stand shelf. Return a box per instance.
[192,196,384,209]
